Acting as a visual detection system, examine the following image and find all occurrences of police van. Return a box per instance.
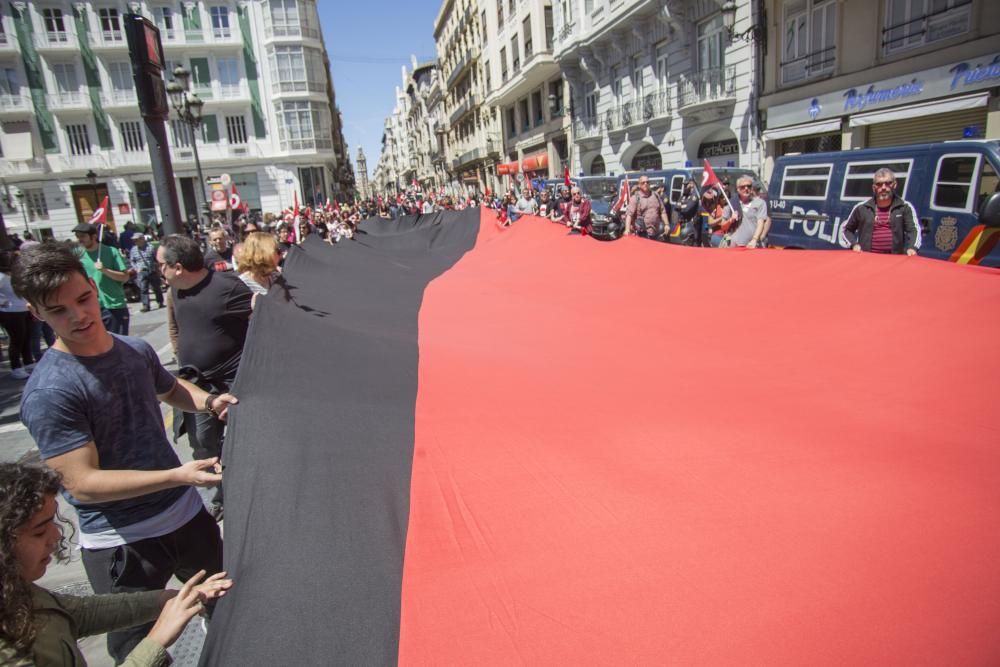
[767,140,1000,267]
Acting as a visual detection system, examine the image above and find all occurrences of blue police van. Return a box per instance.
[766,140,1000,267]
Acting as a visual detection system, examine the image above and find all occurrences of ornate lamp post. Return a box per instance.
[166,66,208,226]
[14,190,29,236]
[86,169,98,219]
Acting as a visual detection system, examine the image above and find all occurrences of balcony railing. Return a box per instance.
[447,49,474,88]
[49,91,87,109]
[0,92,31,111]
[101,89,137,106]
[605,91,672,132]
[574,115,602,142]
[781,45,836,85]
[34,31,77,50]
[93,30,127,48]
[0,158,47,177]
[677,65,736,113]
[449,92,479,126]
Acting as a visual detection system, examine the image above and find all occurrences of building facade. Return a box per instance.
[758,0,1000,181]
[481,0,569,188]
[553,0,761,178]
[0,0,351,240]
[434,0,501,196]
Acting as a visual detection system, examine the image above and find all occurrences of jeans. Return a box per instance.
[137,271,164,309]
[188,410,226,506]
[81,508,223,664]
[101,307,130,336]
[0,311,34,369]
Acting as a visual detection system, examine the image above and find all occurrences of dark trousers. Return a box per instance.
[81,508,223,664]
[683,217,706,246]
[137,271,164,309]
[0,311,34,369]
[188,411,226,506]
[101,307,130,336]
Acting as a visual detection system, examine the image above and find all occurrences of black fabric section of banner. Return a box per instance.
[199,209,481,666]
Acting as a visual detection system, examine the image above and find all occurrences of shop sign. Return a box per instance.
[697,139,739,159]
[768,53,1000,129]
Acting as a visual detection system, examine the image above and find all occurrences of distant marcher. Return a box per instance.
[0,251,35,379]
[128,234,164,312]
[73,223,131,335]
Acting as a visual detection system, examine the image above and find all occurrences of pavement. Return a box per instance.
[0,300,211,666]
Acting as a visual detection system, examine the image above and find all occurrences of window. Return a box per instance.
[497,3,503,24]
[500,47,508,82]
[519,98,529,132]
[99,8,123,42]
[481,10,487,42]
[157,6,176,39]
[977,160,998,214]
[506,106,516,137]
[561,0,573,26]
[171,119,193,148]
[544,7,553,50]
[268,45,324,92]
[299,167,326,205]
[43,9,67,42]
[669,175,686,204]
[631,145,662,171]
[210,6,231,39]
[523,16,532,59]
[484,60,491,92]
[0,67,20,97]
[108,62,132,90]
[532,90,543,125]
[119,120,145,152]
[611,67,623,104]
[632,56,644,99]
[549,79,563,116]
[932,154,979,211]
[697,14,725,71]
[0,11,7,44]
[269,0,313,37]
[884,0,970,55]
[511,35,519,72]
[779,164,832,199]
[218,58,240,95]
[585,91,598,119]
[277,100,332,151]
[590,155,605,176]
[842,160,912,200]
[65,124,91,156]
[51,63,80,102]
[24,189,48,221]
[782,0,836,84]
[226,115,247,144]
[655,42,669,96]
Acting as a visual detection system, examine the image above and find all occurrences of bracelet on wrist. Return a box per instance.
[204,393,220,415]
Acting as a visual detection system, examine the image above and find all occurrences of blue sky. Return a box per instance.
[318,1,442,180]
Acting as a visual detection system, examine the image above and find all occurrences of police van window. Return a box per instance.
[976,160,998,214]
[670,175,685,203]
[932,155,980,212]
[779,165,831,199]
[842,161,912,200]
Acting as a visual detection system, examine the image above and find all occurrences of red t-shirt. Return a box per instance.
[871,205,893,253]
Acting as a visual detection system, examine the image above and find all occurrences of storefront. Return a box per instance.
[763,52,999,159]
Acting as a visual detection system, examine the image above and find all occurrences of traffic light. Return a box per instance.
[124,14,169,120]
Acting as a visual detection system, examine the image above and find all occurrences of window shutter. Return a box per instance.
[202,114,219,143]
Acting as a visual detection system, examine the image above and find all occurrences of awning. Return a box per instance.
[520,153,548,172]
[496,161,520,175]
[762,119,842,142]
[848,92,988,127]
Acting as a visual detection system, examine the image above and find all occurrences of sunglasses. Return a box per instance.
[737,185,752,191]
[873,181,894,189]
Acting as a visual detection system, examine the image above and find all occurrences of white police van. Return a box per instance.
[767,140,1000,267]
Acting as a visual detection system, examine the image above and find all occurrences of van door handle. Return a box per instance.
[920,217,932,235]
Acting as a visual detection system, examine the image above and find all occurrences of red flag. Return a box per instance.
[229,183,241,210]
[88,195,109,225]
[294,191,300,217]
[563,165,571,187]
[612,174,630,212]
[701,160,720,189]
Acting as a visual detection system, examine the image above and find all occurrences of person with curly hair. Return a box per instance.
[0,463,232,665]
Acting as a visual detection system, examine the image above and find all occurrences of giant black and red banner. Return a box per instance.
[202,210,1000,665]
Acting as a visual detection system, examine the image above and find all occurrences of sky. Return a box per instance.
[318,1,442,181]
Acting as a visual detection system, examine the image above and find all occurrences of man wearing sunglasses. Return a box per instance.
[843,168,919,256]
[727,176,769,248]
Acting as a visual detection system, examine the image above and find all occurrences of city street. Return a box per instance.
[0,302,208,667]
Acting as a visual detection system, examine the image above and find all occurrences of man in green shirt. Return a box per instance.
[72,223,132,335]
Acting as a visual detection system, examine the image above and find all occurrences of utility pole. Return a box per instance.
[124,13,183,236]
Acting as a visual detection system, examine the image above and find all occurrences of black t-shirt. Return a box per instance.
[173,271,252,384]
[204,247,234,272]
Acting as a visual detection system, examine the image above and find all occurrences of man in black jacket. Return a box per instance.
[676,180,703,246]
[843,168,920,256]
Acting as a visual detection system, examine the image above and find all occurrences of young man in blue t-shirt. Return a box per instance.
[14,241,239,663]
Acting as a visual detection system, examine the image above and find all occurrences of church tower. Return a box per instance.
[356,147,370,201]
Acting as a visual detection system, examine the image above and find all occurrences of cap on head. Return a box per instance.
[72,223,98,235]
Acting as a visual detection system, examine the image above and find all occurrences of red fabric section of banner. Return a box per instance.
[399,212,1000,665]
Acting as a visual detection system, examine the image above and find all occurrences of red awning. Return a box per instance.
[496,161,520,175]
[521,153,548,172]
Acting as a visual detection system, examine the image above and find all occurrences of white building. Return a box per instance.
[0,0,350,239]
[554,0,761,177]
[481,0,569,186]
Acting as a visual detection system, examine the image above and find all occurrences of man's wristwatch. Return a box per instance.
[204,393,221,417]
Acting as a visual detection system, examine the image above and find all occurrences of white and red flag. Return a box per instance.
[89,195,109,225]
[701,160,720,190]
[612,174,630,213]
[229,183,242,210]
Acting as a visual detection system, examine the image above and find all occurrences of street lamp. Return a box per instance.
[14,190,29,236]
[720,1,766,45]
[86,169,98,216]
[167,66,208,226]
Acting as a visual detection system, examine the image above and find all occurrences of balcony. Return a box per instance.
[48,91,89,111]
[605,91,672,133]
[449,91,479,126]
[677,65,737,117]
[447,48,476,89]
[0,31,17,51]
[574,116,602,145]
[452,146,485,170]
[780,46,836,86]
[0,92,32,114]
[101,89,138,108]
[0,158,47,178]
[53,153,110,172]
[161,28,241,49]
[90,30,127,51]
[33,31,77,51]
